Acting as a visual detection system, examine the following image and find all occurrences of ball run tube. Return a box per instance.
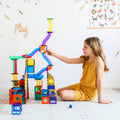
[42,32,52,45]
[21,48,39,79]
[22,48,52,79]
[27,48,40,57]
[33,53,53,78]
[26,67,47,79]
[41,53,52,65]
[34,52,53,77]
[27,74,44,80]
[48,19,53,32]
[35,67,47,76]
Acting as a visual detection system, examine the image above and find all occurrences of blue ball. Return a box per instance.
[69,104,72,108]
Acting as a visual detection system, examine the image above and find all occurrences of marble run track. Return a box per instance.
[9,18,57,115]
[21,18,53,79]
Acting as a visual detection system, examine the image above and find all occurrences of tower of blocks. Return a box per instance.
[9,18,57,115]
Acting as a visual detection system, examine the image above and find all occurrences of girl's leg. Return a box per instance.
[57,86,71,96]
[59,90,75,101]
[57,86,75,100]
[57,83,80,100]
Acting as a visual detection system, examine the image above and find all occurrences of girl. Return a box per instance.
[47,37,112,104]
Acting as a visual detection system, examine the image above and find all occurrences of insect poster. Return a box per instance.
[89,0,120,28]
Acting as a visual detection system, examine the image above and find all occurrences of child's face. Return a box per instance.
[83,42,93,56]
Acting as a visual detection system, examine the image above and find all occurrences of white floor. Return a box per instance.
[0,88,120,120]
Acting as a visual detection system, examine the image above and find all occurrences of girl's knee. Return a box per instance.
[57,89,61,96]
[60,90,75,101]
[59,91,67,100]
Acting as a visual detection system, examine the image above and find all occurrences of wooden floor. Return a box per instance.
[0,88,120,120]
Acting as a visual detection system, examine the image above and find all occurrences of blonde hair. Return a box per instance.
[81,37,109,72]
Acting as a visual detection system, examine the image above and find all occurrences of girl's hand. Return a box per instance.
[98,99,113,104]
[47,49,54,56]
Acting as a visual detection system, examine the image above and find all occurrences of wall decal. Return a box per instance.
[15,23,29,38]
[89,0,120,28]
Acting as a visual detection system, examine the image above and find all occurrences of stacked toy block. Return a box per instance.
[26,59,35,73]
[9,88,26,105]
[34,78,43,100]
[41,72,57,104]
[25,58,43,100]
[9,80,26,115]
[12,73,19,88]
[42,89,57,104]
[34,85,42,100]
[26,59,35,99]
[9,56,27,115]
[12,103,22,115]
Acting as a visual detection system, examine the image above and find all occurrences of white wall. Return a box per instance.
[0,0,120,89]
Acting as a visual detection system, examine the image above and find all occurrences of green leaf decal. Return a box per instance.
[19,10,23,15]
[24,0,31,3]
[37,0,40,3]
[6,5,10,8]
[4,14,10,20]
[79,5,85,11]
[115,51,120,57]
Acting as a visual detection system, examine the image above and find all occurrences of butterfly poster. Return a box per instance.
[89,0,120,28]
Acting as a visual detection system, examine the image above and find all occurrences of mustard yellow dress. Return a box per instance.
[69,58,97,101]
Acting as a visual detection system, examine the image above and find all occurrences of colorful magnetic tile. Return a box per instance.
[40,45,47,53]
[49,97,57,104]
[42,97,49,104]
[13,94,22,103]
[34,86,42,100]
[47,79,54,85]
[13,80,19,87]
[47,73,54,85]
[12,90,25,99]
[9,88,26,104]
[12,103,22,115]
[49,89,56,96]
[35,86,42,94]
[35,94,42,100]
[27,59,34,66]
[13,74,18,80]
[12,103,22,111]
[42,89,49,97]
[47,65,53,71]
[27,66,34,73]
[35,93,42,100]
[47,85,55,89]
[36,80,40,86]
[12,108,21,115]
[19,80,25,88]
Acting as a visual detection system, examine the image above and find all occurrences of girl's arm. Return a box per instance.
[95,57,112,104]
[47,49,84,64]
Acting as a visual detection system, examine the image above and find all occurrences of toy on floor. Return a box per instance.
[9,18,57,115]
[12,103,22,115]
[69,104,72,108]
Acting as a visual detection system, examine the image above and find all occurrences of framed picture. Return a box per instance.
[88,0,120,29]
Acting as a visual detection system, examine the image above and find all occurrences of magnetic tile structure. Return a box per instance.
[9,18,57,115]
